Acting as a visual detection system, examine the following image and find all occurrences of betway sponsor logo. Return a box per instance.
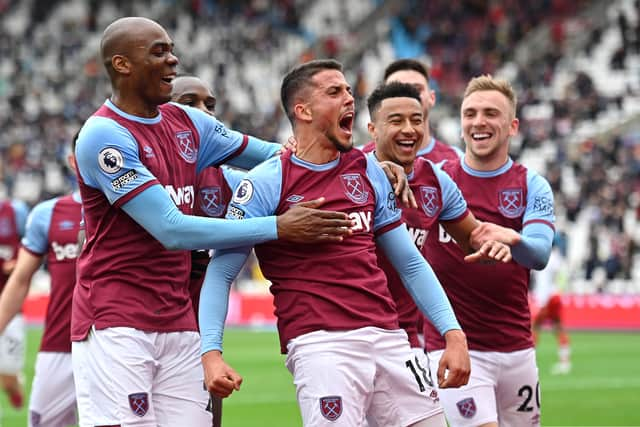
[165,185,195,209]
[349,211,372,233]
[407,227,428,250]
[52,242,79,261]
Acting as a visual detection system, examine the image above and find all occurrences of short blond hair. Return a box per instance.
[463,75,517,116]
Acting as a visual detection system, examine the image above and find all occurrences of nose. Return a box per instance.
[344,90,354,105]
[168,51,179,65]
[472,113,486,126]
[401,119,416,134]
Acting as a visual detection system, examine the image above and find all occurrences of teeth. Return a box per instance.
[472,133,490,139]
[397,140,415,146]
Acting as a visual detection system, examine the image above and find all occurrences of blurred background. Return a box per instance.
[0,0,639,425]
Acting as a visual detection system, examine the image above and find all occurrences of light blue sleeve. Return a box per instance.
[225,136,281,171]
[75,116,157,204]
[199,246,251,354]
[376,225,461,335]
[220,167,247,192]
[10,200,29,237]
[199,157,283,354]
[365,154,402,232]
[224,157,282,221]
[176,103,280,173]
[512,171,556,270]
[21,199,55,254]
[432,162,467,221]
[121,186,278,250]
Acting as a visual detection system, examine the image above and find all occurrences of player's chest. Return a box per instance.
[48,206,82,262]
[458,175,527,225]
[134,124,199,183]
[280,170,377,233]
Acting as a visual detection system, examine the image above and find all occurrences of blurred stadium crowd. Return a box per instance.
[0,0,638,293]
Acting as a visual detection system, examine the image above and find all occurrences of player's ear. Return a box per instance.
[367,122,376,139]
[67,154,76,171]
[294,102,312,122]
[112,54,131,75]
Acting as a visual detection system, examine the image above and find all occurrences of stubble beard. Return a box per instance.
[330,134,353,153]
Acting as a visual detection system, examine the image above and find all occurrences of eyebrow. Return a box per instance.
[150,41,174,49]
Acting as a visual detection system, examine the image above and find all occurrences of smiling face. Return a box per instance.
[305,69,355,152]
[171,76,216,115]
[461,89,518,169]
[126,20,179,108]
[369,96,424,173]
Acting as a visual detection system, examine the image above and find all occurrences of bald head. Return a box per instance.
[100,17,166,76]
[171,76,217,115]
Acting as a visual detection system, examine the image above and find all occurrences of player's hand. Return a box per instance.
[464,240,512,264]
[437,329,470,389]
[277,197,354,243]
[202,350,243,398]
[377,161,417,208]
[469,222,521,248]
[279,136,298,154]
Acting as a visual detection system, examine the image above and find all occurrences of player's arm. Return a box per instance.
[367,156,469,388]
[0,249,42,334]
[11,200,29,238]
[433,165,511,263]
[469,172,554,269]
[174,103,280,173]
[76,118,351,250]
[376,226,470,389]
[199,166,282,397]
[377,226,459,333]
[0,199,50,334]
[199,246,250,398]
[2,200,30,275]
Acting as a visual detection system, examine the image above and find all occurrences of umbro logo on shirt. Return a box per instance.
[286,195,304,203]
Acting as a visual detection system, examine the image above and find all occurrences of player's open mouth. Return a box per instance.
[396,139,416,152]
[339,112,354,133]
[471,132,492,141]
[162,74,176,85]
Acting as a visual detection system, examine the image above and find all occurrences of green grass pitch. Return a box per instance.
[1,328,639,426]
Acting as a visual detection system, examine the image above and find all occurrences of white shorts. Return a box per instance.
[72,326,211,427]
[0,314,25,374]
[29,352,76,427]
[427,348,541,427]
[285,327,442,427]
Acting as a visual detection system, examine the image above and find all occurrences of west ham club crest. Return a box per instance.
[456,397,477,418]
[175,130,197,163]
[199,187,225,217]
[319,396,342,421]
[128,392,149,417]
[498,188,525,218]
[340,173,369,204]
[419,186,440,217]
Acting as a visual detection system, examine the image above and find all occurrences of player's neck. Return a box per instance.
[464,151,509,171]
[293,130,340,165]
[372,150,413,175]
[418,127,432,151]
[109,93,160,119]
